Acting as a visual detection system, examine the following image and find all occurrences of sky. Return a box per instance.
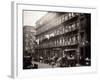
[23,10,47,27]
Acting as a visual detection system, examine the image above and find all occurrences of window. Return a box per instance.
[72,13,75,17]
[62,15,65,23]
[64,14,68,21]
[69,13,72,19]
[68,25,72,31]
[77,22,80,27]
[65,25,68,32]
[72,23,76,30]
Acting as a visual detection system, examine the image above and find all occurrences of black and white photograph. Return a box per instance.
[23,10,91,69]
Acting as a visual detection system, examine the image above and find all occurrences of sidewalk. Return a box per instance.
[32,61,57,68]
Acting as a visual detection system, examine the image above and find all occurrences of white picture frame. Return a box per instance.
[11,1,97,78]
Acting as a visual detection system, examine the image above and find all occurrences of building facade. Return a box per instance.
[34,12,91,66]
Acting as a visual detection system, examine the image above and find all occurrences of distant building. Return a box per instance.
[23,25,36,56]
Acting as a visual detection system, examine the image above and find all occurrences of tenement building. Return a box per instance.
[34,12,91,67]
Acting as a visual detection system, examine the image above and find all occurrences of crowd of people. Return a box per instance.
[37,52,76,68]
